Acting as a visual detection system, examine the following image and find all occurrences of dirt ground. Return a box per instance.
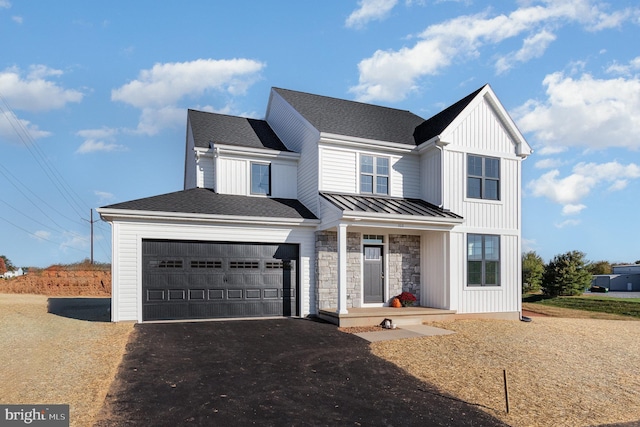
[2,293,640,426]
[0,294,133,427]
[372,317,640,427]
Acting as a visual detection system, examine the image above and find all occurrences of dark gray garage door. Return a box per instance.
[142,240,298,321]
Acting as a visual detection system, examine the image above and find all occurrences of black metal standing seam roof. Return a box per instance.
[101,188,317,220]
[320,193,462,220]
[188,109,291,152]
[413,85,486,144]
[273,88,426,146]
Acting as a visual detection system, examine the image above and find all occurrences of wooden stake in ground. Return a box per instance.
[503,369,510,414]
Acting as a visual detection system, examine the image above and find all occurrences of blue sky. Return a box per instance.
[1,0,639,267]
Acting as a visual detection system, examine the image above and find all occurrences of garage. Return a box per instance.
[142,240,299,321]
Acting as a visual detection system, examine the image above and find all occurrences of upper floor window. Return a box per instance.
[251,162,270,195]
[360,155,389,195]
[467,234,500,286]
[467,155,499,200]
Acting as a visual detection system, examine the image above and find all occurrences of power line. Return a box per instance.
[0,215,88,255]
[0,92,90,219]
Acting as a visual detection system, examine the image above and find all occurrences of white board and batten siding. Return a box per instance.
[266,90,321,215]
[421,231,449,309]
[183,120,197,190]
[215,156,297,199]
[448,232,521,314]
[318,146,421,198]
[420,148,442,206]
[110,219,317,322]
[435,95,523,314]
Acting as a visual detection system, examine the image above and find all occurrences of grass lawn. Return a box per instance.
[523,294,640,319]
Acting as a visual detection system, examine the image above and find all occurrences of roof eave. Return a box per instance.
[96,208,320,226]
[320,132,415,153]
[341,210,463,226]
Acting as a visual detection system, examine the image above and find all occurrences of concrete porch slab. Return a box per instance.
[318,306,457,327]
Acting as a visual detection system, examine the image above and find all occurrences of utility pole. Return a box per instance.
[90,209,94,264]
[84,209,98,264]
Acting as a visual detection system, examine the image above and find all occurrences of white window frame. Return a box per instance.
[360,154,389,195]
[467,154,500,201]
[466,233,501,287]
[250,162,271,196]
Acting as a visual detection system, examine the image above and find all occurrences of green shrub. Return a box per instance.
[542,251,592,297]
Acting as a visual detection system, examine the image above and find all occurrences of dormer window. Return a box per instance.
[360,155,389,195]
[251,162,270,195]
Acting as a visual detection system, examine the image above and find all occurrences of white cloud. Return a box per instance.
[12,16,22,24]
[0,1,10,9]
[0,110,51,143]
[555,219,581,228]
[562,203,586,215]
[528,161,640,212]
[513,72,640,150]
[31,230,51,241]
[94,191,115,203]
[522,238,537,252]
[350,0,639,102]
[345,0,398,29]
[76,127,119,140]
[534,158,565,169]
[134,106,185,136]
[605,56,640,76]
[536,145,568,155]
[0,65,83,112]
[75,127,127,153]
[111,58,265,109]
[111,58,264,135]
[496,30,556,74]
[75,139,127,154]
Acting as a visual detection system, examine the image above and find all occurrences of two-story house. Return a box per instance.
[98,84,531,324]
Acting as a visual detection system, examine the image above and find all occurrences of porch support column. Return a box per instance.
[336,223,348,314]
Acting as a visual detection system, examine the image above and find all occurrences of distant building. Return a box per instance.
[2,268,24,279]
[592,265,640,291]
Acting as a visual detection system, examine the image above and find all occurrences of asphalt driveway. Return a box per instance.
[95,318,506,426]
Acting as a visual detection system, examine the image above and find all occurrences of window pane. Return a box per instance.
[468,155,482,176]
[485,261,499,285]
[376,157,389,175]
[485,158,499,178]
[251,163,270,195]
[467,234,483,260]
[467,177,481,198]
[485,236,499,260]
[376,176,388,194]
[468,261,482,285]
[485,179,499,200]
[361,155,373,174]
[360,174,373,193]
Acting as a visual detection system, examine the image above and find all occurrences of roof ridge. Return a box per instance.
[272,87,420,117]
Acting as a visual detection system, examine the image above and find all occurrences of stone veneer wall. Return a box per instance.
[388,234,421,302]
[315,230,361,310]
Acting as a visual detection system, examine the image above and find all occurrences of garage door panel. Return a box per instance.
[142,240,299,321]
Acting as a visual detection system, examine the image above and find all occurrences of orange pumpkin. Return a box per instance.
[391,297,402,308]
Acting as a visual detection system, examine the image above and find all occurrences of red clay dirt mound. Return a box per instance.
[0,269,111,296]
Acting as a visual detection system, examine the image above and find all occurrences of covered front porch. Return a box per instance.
[318,306,457,327]
[316,193,465,321]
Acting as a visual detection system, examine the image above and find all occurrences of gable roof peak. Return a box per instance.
[413,84,487,145]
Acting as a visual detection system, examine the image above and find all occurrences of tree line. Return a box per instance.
[523,251,640,297]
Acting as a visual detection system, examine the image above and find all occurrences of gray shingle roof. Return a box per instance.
[413,85,485,144]
[188,109,291,151]
[102,188,317,220]
[273,88,426,145]
[320,192,462,220]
